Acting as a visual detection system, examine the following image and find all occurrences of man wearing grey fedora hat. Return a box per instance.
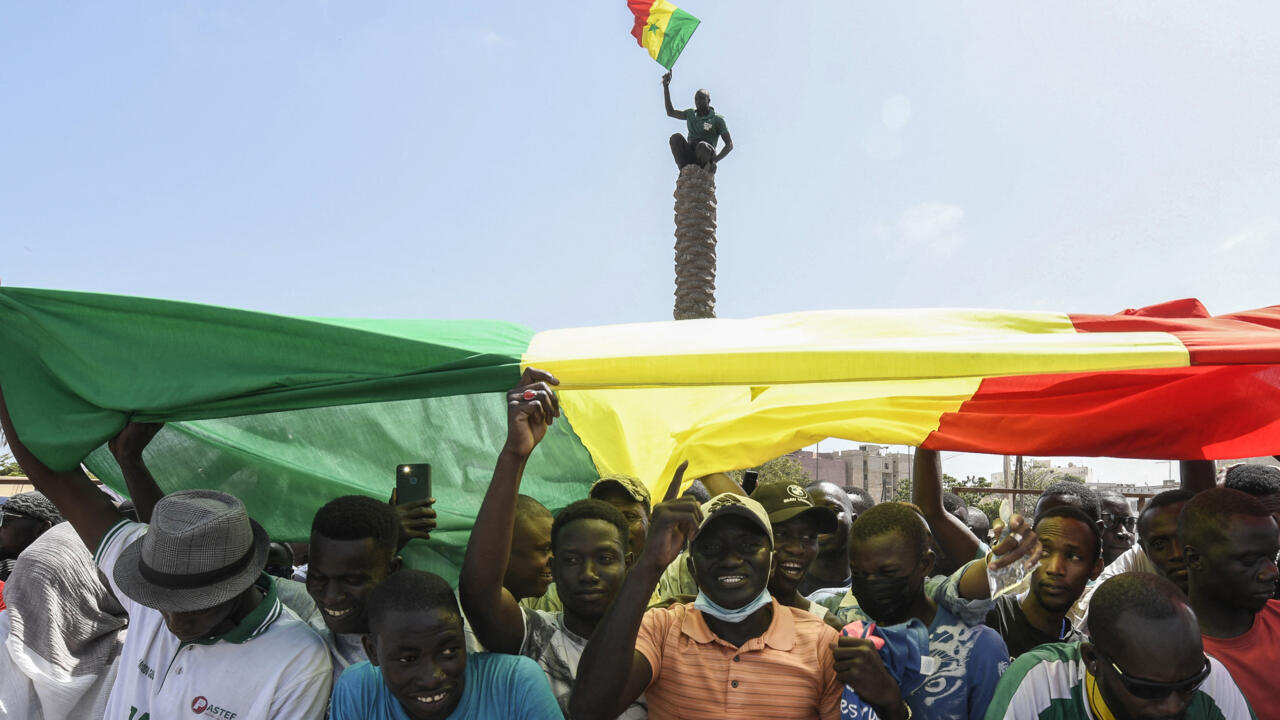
[0,386,333,719]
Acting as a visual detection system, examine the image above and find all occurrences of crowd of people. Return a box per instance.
[0,368,1276,719]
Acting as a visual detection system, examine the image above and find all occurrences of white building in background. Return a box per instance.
[990,459,1094,488]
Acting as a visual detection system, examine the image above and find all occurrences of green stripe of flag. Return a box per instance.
[656,8,700,69]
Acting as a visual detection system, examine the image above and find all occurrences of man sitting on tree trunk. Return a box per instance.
[663,71,732,174]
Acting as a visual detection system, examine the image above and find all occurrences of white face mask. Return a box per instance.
[694,587,773,623]
[693,551,774,622]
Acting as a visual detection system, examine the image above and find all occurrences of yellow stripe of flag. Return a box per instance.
[640,0,680,60]
[524,309,1190,496]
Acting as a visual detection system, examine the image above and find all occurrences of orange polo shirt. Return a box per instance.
[635,598,841,720]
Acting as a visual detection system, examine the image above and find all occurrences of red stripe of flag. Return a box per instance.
[925,364,1280,460]
[1068,298,1280,365]
[629,0,657,44]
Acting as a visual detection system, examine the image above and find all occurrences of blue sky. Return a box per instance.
[4,2,1278,483]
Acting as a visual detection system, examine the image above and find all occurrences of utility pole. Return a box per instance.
[1015,455,1025,515]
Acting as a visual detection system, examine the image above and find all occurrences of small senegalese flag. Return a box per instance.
[629,0,700,69]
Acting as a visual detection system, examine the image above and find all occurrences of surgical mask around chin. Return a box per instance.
[850,573,917,624]
[694,588,773,622]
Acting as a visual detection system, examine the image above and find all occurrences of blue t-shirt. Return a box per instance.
[912,605,1009,719]
[825,601,1009,720]
[330,652,561,720]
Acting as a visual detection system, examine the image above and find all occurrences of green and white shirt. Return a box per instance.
[984,642,1256,720]
[95,520,333,720]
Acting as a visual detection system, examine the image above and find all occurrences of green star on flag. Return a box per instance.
[629,0,700,70]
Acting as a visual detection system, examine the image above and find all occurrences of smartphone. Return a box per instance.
[742,469,759,495]
[396,464,432,505]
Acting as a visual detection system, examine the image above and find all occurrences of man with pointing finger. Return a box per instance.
[571,464,842,719]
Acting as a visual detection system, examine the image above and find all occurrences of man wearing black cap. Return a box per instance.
[749,481,838,621]
[0,386,332,719]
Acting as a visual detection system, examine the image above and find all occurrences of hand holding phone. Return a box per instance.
[396,464,433,505]
[394,464,436,546]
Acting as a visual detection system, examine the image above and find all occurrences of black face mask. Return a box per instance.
[850,573,918,625]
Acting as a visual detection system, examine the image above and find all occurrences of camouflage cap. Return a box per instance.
[589,474,651,513]
[698,493,774,546]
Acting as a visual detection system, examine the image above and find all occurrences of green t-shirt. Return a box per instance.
[983,642,1257,719]
[684,107,728,148]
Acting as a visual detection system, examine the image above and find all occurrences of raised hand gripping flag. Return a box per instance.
[629,0,700,69]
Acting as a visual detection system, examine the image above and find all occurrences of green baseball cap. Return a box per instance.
[749,481,837,533]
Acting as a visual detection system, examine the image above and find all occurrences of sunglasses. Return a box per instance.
[1100,513,1137,532]
[1099,648,1211,700]
[0,511,33,527]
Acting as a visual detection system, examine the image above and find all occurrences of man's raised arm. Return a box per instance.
[109,421,166,522]
[662,72,683,120]
[1180,460,1216,494]
[912,448,981,563]
[0,384,122,552]
[570,463,700,720]
[458,368,560,655]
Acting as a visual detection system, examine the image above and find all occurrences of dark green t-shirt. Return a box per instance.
[684,107,728,148]
[985,594,1084,659]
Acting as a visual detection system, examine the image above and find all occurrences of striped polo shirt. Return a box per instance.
[984,642,1256,719]
[94,519,333,720]
[635,597,841,720]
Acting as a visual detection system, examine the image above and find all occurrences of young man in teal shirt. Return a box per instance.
[330,570,561,720]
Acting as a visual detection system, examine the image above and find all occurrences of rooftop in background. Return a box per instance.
[0,477,35,496]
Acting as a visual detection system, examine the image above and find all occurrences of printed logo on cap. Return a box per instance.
[705,494,746,514]
[786,484,809,500]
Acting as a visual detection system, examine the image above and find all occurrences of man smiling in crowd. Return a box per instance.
[301,495,404,681]
[330,569,560,720]
[571,472,842,719]
[749,480,838,620]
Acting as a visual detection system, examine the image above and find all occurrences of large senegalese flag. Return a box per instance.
[4,288,1280,581]
[629,0,700,69]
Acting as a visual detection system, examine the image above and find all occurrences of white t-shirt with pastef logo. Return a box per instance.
[94,520,333,720]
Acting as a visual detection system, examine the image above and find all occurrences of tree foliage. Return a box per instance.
[1009,460,1087,516]
[730,455,813,487]
[0,452,21,477]
[888,472,1007,526]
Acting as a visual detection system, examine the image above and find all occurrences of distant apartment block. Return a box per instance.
[789,445,913,503]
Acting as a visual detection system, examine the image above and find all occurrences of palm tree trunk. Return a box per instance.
[672,165,717,320]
